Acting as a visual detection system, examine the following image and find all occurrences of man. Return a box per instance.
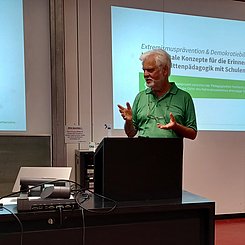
[118,49,197,140]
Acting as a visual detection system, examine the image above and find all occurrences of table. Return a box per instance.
[0,191,215,245]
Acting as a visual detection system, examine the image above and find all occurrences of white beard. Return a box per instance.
[146,80,155,88]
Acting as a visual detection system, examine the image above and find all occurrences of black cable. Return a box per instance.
[81,207,85,245]
[74,189,118,245]
[0,179,117,214]
[75,189,117,214]
[2,206,23,245]
[0,178,117,245]
[57,206,63,226]
[0,179,85,201]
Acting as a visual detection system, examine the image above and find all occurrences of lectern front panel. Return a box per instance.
[94,137,183,202]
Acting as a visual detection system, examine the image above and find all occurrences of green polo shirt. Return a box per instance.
[132,82,197,138]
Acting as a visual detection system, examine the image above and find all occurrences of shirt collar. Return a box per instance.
[145,82,178,95]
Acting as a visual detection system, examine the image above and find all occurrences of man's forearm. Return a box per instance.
[173,123,197,140]
[124,120,137,137]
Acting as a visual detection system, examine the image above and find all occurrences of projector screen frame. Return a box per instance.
[0,0,51,136]
[90,0,245,143]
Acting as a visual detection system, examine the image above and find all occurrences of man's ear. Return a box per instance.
[162,65,168,76]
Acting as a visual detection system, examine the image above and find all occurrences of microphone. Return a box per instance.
[40,186,71,199]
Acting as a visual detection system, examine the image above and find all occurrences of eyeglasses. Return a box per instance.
[147,101,168,124]
[147,114,166,124]
[146,94,173,124]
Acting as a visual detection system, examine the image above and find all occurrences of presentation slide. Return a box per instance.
[111,6,245,131]
[0,0,26,131]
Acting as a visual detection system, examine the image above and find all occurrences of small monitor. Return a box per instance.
[12,167,72,192]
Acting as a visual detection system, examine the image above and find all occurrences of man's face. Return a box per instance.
[142,55,167,90]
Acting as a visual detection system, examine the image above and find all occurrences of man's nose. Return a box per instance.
[144,70,149,77]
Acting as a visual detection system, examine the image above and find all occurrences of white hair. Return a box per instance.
[139,49,172,75]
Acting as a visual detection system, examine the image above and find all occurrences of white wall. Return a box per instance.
[183,132,245,214]
[64,0,245,214]
[24,0,51,136]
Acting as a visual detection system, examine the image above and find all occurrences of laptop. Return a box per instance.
[12,166,72,192]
